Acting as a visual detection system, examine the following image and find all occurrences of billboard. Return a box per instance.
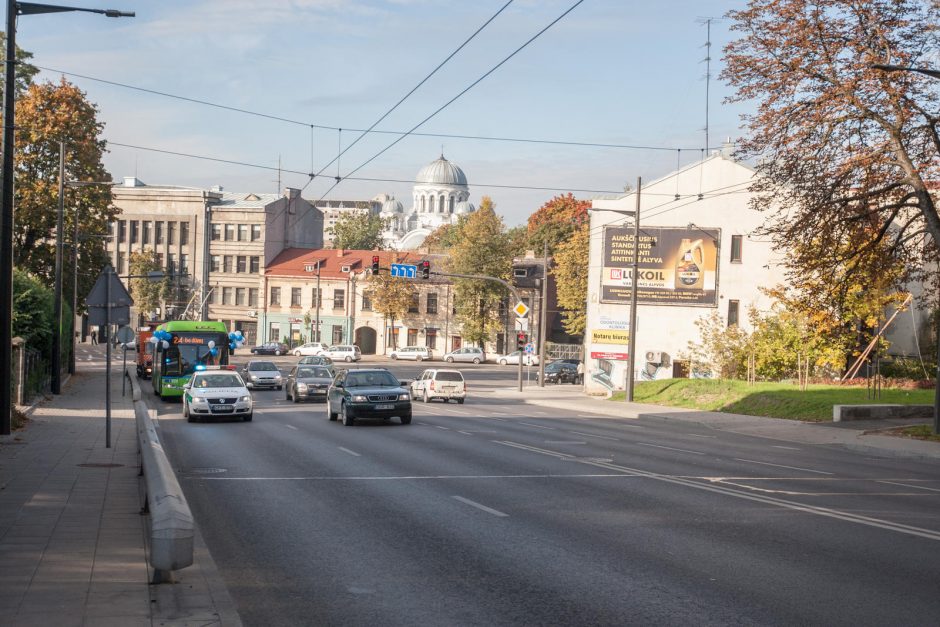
[601,226,720,306]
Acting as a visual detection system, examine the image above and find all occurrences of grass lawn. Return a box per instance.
[609,378,935,421]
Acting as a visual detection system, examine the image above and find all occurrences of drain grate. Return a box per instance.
[187,467,228,474]
[77,463,124,468]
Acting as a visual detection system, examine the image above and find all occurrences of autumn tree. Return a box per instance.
[367,272,415,350]
[722,1,940,301]
[552,222,589,336]
[329,211,386,250]
[447,197,514,346]
[526,193,590,254]
[128,251,171,320]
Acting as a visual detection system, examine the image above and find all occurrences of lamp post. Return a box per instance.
[1,0,134,435]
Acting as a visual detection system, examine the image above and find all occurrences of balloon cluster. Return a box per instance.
[228,331,245,353]
[206,340,219,357]
[149,330,172,349]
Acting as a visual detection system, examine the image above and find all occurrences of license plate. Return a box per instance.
[375,404,394,410]
[311,389,326,394]
[212,404,233,411]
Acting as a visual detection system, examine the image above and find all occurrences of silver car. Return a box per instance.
[285,365,334,402]
[240,360,284,390]
[442,346,486,364]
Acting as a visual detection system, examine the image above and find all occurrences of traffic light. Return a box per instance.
[420,260,430,280]
[371,255,380,273]
[516,332,527,349]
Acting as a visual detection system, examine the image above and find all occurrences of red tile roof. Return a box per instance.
[265,248,429,279]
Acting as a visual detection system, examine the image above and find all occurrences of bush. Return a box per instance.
[879,357,933,380]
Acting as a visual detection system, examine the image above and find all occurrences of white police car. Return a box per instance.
[182,366,253,422]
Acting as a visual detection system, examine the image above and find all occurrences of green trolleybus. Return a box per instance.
[152,321,230,398]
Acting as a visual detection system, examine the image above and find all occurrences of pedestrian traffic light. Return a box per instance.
[420,260,430,279]
[371,255,380,273]
[516,332,527,349]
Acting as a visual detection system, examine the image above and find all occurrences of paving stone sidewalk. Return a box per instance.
[0,350,241,626]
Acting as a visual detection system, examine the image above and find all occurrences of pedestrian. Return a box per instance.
[91,329,98,345]
[576,360,584,384]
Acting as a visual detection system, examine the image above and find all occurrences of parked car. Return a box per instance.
[538,361,580,384]
[327,368,411,426]
[182,367,252,422]
[410,369,466,403]
[325,344,361,362]
[496,350,539,366]
[239,360,284,390]
[292,342,330,357]
[389,346,433,361]
[250,341,289,356]
[285,364,334,402]
[442,346,486,364]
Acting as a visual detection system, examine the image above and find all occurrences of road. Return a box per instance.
[145,354,940,626]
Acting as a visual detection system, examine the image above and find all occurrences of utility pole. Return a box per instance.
[537,240,548,387]
[70,204,79,374]
[625,177,641,402]
[51,142,65,393]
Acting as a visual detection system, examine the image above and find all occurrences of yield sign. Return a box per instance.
[513,301,529,318]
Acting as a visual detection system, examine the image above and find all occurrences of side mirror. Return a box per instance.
[399,380,411,386]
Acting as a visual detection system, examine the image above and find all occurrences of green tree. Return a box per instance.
[526,193,590,254]
[329,212,386,250]
[423,215,469,252]
[367,272,416,349]
[0,32,40,96]
[687,310,751,379]
[12,269,54,350]
[447,197,513,345]
[128,251,171,320]
[552,222,589,336]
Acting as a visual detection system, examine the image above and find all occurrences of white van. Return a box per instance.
[326,345,361,362]
[389,346,433,361]
[410,369,466,403]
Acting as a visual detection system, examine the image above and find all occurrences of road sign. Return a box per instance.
[116,326,134,344]
[514,318,529,331]
[524,342,535,354]
[513,301,529,317]
[390,263,417,278]
[86,267,133,326]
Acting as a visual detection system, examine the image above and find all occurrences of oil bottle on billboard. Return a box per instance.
[674,238,705,289]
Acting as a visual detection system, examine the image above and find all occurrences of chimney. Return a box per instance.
[123,176,144,187]
[284,187,301,200]
[524,249,536,259]
[336,249,345,257]
[721,138,736,160]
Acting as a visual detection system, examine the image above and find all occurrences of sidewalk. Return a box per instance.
[0,348,241,626]
[488,383,940,461]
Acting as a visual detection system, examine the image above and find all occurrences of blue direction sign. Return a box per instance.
[390,263,417,278]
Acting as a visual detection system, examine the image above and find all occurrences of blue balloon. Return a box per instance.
[210,347,218,356]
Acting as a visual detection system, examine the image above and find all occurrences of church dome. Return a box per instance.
[381,197,404,214]
[416,155,467,186]
[454,200,475,215]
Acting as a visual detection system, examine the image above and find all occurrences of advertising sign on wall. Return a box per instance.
[601,226,720,306]
[591,329,630,345]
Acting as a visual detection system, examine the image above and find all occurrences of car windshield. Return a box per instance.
[345,371,398,387]
[298,367,331,379]
[545,363,565,372]
[194,374,242,388]
[250,362,278,371]
[436,372,463,381]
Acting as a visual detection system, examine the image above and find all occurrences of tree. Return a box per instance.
[722,0,940,291]
[128,251,170,320]
[526,193,590,254]
[367,272,415,349]
[12,78,116,311]
[552,222,589,336]
[12,268,54,351]
[687,310,751,379]
[423,215,469,252]
[329,212,386,250]
[0,32,40,97]
[447,197,514,345]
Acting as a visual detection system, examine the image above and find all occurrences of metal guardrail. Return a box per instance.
[127,369,194,583]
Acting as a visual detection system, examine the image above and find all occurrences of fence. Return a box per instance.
[546,342,583,361]
[12,342,51,405]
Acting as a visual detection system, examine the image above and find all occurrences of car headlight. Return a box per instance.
[191,396,208,404]
[352,394,368,402]
[398,393,410,401]
[250,374,258,380]
[296,383,308,392]
[274,374,282,380]
[239,395,251,403]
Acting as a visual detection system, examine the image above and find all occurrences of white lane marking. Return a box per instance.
[284,424,298,430]
[545,440,587,445]
[338,447,361,457]
[452,495,508,517]
[519,422,555,430]
[637,442,705,455]
[568,430,620,441]
[687,434,716,438]
[196,473,640,481]
[878,480,940,493]
[457,430,474,436]
[734,458,833,475]
[772,445,801,451]
[436,425,450,431]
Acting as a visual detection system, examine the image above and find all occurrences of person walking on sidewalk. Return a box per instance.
[91,329,98,345]
[576,361,584,384]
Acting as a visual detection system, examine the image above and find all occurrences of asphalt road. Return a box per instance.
[148,355,940,626]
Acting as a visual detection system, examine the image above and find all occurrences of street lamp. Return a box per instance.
[0,0,134,434]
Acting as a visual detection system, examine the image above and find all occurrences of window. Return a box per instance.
[333,289,345,309]
[408,294,419,314]
[129,220,139,244]
[236,224,247,242]
[180,222,189,246]
[236,288,246,306]
[168,222,176,245]
[210,255,221,272]
[291,287,301,307]
[155,253,163,267]
[207,289,216,305]
[211,224,221,241]
[223,255,233,273]
[250,256,260,273]
[117,220,126,242]
[179,254,189,275]
[155,221,164,244]
[248,288,259,307]
[251,224,261,241]
[730,235,743,263]
[115,252,123,274]
[142,221,151,245]
[426,329,437,349]
[728,300,740,327]
[312,287,322,308]
[223,287,233,305]
[167,253,176,274]
[269,324,280,342]
[236,256,247,273]
[426,292,438,314]
[407,328,418,345]
[225,224,235,241]
[332,325,344,345]
[361,292,372,311]
[270,287,281,306]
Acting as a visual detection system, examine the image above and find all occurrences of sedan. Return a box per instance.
[496,350,539,366]
[538,361,580,384]
[240,360,284,390]
[292,342,330,357]
[251,342,289,356]
[327,368,411,426]
[182,369,253,422]
[285,365,334,402]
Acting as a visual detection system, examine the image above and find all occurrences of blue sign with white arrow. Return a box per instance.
[390,263,417,278]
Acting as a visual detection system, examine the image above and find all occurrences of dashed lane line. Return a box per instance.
[734,458,833,475]
[338,447,361,457]
[452,495,508,517]
[637,442,705,456]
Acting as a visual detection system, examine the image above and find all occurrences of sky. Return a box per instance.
[15,0,753,227]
